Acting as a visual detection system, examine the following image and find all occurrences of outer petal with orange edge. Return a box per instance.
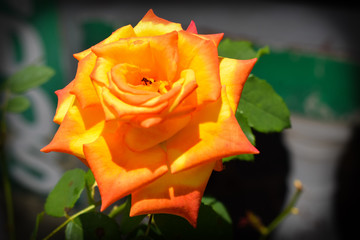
[185,20,224,47]
[41,102,105,161]
[70,53,99,108]
[186,20,198,34]
[53,81,75,125]
[219,57,257,112]
[177,31,221,104]
[130,161,216,227]
[166,86,259,174]
[73,24,136,61]
[134,9,183,37]
[83,123,169,211]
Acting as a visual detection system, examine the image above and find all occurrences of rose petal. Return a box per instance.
[167,69,198,112]
[92,81,118,121]
[177,31,221,104]
[70,53,100,108]
[186,20,198,34]
[138,83,181,107]
[90,57,114,86]
[92,38,153,74]
[108,63,188,107]
[53,81,75,124]
[41,102,105,160]
[167,86,259,174]
[125,114,191,152]
[214,159,224,171]
[130,161,216,227]
[219,57,257,112]
[110,63,156,95]
[73,24,136,61]
[99,24,136,45]
[101,87,168,118]
[185,20,223,47]
[73,49,92,62]
[131,101,197,129]
[92,32,178,82]
[123,70,198,146]
[89,58,119,120]
[134,9,183,37]
[200,33,224,47]
[109,81,161,106]
[83,124,168,211]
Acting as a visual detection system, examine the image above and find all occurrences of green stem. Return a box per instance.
[144,214,154,237]
[85,182,96,205]
[42,204,97,240]
[108,200,127,218]
[1,147,15,240]
[260,180,303,239]
[0,103,15,240]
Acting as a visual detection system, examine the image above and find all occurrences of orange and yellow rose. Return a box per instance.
[41,9,258,227]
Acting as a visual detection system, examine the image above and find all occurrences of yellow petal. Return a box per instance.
[124,114,191,152]
[167,69,198,112]
[219,57,257,112]
[53,81,75,124]
[92,32,178,82]
[199,33,224,47]
[73,49,92,62]
[167,86,259,174]
[130,161,216,227]
[92,81,118,121]
[41,102,105,159]
[134,9,183,37]
[73,24,136,61]
[70,53,100,108]
[90,57,114,86]
[177,31,221,104]
[110,63,156,95]
[101,87,168,118]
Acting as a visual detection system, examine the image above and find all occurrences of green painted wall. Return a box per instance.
[253,50,360,120]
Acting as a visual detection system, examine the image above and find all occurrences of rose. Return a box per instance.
[41,9,258,227]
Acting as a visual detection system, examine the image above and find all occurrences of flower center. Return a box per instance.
[141,77,154,86]
[139,77,169,94]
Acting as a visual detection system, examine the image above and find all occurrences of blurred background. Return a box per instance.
[1,0,359,239]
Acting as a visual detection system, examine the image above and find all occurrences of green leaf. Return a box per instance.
[85,169,96,204]
[218,38,269,60]
[85,169,95,187]
[256,45,270,59]
[45,169,86,217]
[239,75,291,133]
[6,95,30,113]
[65,212,121,240]
[8,65,55,94]
[118,197,146,235]
[201,196,232,224]
[223,153,254,163]
[155,197,233,240]
[235,112,255,145]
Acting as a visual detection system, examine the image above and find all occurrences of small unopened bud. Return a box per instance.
[294,179,303,191]
[291,207,299,215]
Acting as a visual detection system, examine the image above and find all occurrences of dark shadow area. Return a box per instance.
[334,124,360,240]
[205,131,290,239]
